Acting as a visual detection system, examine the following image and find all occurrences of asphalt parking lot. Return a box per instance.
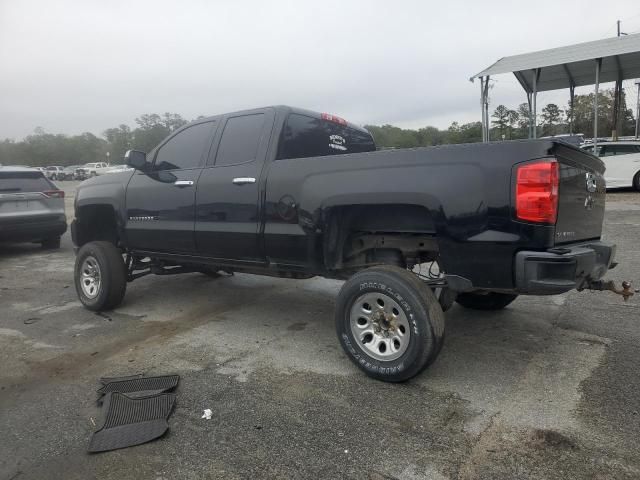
[1,182,639,480]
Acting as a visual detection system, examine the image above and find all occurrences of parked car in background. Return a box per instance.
[0,166,66,248]
[59,165,82,180]
[44,166,65,180]
[581,141,640,190]
[101,164,134,175]
[75,162,110,178]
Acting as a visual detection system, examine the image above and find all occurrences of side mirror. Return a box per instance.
[125,150,149,171]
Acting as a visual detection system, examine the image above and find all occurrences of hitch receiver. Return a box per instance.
[580,279,637,302]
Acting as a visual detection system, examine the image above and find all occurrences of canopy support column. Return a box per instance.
[479,78,485,142]
[526,93,532,138]
[594,58,602,150]
[569,85,575,134]
[636,81,640,139]
[612,55,623,141]
[531,69,539,139]
[480,76,490,142]
[562,64,576,134]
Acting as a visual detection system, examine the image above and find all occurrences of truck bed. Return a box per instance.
[265,139,606,290]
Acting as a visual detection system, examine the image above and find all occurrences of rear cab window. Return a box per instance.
[277,113,376,160]
[0,171,54,193]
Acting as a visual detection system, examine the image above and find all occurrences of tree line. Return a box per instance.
[366,89,637,148]
[0,88,636,167]
[0,113,191,168]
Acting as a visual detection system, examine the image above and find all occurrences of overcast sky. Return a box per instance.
[1,0,639,140]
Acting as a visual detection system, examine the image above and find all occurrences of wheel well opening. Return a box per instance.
[323,205,439,273]
[75,205,119,247]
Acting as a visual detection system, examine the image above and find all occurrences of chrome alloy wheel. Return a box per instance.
[80,255,102,299]
[350,292,411,361]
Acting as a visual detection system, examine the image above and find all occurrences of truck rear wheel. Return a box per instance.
[633,171,640,192]
[74,241,127,311]
[455,292,518,310]
[335,265,445,382]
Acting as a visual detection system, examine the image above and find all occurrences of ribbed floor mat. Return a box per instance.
[88,392,176,453]
[97,375,180,401]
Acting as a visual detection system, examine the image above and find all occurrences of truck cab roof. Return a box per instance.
[197,105,370,135]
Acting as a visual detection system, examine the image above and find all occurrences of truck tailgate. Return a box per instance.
[554,143,606,245]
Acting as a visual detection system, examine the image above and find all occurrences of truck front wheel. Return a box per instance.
[455,292,518,310]
[74,241,127,311]
[335,265,445,382]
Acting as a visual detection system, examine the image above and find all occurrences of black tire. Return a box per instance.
[74,241,127,311]
[633,171,640,192]
[41,237,61,249]
[455,292,518,310]
[335,265,445,382]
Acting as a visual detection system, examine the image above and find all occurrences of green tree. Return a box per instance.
[417,126,446,146]
[541,103,564,136]
[131,113,187,153]
[445,121,482,144]
[569,88,635,137]
[491,105,511,139]
[505,109,519,139]
[104,125,133,164]
[516,103,531,136]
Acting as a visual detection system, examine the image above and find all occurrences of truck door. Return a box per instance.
[125,120,217,254]
[195,108,275,262]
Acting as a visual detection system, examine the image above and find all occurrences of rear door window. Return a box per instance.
[277,113,376,160]
[214,114,267,166]
[0,171,54,193]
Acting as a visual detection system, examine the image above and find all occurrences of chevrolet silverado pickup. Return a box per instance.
[72,105,618,382]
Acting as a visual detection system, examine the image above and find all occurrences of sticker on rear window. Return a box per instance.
[329,134,347,151]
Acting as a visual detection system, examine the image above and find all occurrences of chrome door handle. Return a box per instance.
[174,180,194,187]
[232,177,256,185]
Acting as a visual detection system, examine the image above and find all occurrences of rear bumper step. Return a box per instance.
[514,241,616,295]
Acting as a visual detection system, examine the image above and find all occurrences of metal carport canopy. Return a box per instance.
[471,33,640,92]
[470,33,640,143]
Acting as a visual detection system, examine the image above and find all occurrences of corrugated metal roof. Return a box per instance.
[471,33,640,92]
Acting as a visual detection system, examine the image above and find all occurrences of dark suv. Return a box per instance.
[0,166,67,248]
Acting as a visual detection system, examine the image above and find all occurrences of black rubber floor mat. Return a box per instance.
[88,392,176,453]
[99,373,144,385]
[97,375,180,400]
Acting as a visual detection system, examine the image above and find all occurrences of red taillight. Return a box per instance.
[43,190,65,199]
[515,159,559,224]
[321,112,347,125]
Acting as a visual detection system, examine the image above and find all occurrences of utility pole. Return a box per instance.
[617,20,621,37]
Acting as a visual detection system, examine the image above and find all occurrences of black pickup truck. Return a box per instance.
[72,105,617,381]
